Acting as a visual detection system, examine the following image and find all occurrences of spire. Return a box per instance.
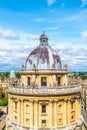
[40,31,48,46]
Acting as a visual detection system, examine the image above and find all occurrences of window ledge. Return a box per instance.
[42,124,47,126]
[41,113,47,116]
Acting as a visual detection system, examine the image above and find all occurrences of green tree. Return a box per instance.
[15,72,21,79]
[0,97,8,106]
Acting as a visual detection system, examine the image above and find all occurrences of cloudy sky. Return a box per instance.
[0,0,87,72]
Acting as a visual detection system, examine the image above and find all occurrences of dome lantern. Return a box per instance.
[40,31,48,46]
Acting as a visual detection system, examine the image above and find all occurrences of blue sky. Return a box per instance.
[0,0,87,72]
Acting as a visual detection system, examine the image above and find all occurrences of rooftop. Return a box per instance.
[7,85,82,96]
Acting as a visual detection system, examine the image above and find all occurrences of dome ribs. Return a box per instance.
[25,33,62,70]
[38,45,49,65]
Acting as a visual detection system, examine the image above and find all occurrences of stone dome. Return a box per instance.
[25,32,62,70]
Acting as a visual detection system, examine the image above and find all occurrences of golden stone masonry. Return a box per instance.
[6,32,83,130]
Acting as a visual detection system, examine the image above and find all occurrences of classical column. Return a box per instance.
[11,98,13,122]
[67,99,70,124]
[18,99,21,125]
[63,100,67,125]
[54,100,57,128]
[86,91,87,111]
[78,97,81,117]
[49,100,53,129]
[30,100,33,129]
[8,97,13,122]
[20,99,24,126]
[75,98,78,120]
[34,100,38,129]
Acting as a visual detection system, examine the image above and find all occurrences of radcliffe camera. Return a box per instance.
[0,1,87,130]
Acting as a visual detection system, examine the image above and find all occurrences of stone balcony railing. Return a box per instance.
[20,69,68,75]
[7,85,82,96]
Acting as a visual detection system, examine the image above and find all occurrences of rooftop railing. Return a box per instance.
[20,69,68,74]
[7,85,82,95]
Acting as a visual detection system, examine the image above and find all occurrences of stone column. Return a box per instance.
[64,100,67,125]
[64,74,68,86]
[78,97,81,117]
[86,91,87,111]
[11,98,13,122]
[49,100,53,129]
[67,99,70,124]
[21,99,24,126]
[34,100,38,129]
[30,100,33,129]
[8,97,13,122]
[75,98,78,120]
[18,99,21,125]
[54,100,57,128]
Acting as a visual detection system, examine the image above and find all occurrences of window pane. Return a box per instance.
[15,102,17,110]
[58,77,61,85]
[42,120,46,124]
[27,77,30,85]
[42,104,46,113]
[41,77,47,86]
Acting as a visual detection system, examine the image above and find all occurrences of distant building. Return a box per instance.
[6,32,83,130]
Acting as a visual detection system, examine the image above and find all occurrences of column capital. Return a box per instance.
[34,100,38,103]
[13,98,18,102]
[70,98,75,102]
[17,99,21,102]
[9,97,12,100]
[76,96,80,99]
[64,99,68,102]
[67,99,71,101]
[20,99,24,102]
[54,100,58,102]
[49,100,53,103]
[30,99,34,102]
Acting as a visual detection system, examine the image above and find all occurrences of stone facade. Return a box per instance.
[6,32,83,130]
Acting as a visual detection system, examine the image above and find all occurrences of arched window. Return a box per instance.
[27,77,30,85]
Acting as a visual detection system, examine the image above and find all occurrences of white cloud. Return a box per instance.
[47,0,56,5]
[81,0,87,7]
[0,28,19,40]
[81,30,87,41]
[34,18,44,22]
[43,26,59,31]
[27,34,39,40]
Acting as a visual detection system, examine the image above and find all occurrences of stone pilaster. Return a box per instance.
[10,98,13,122]
[67,99,71,124]
[54,100,58,128]
[20,99,24,126]
[64,100,67,125]
[49,100,53,129]
[75,98,78,121]
[18,99,21,125]
[34,100,38,129]
[30,100,33,129]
